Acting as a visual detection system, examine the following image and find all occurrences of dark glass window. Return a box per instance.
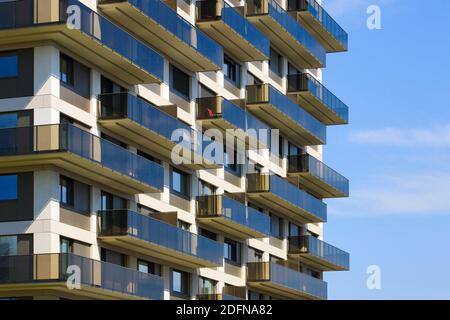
[224,238,241,264]
[270,213,283,239]
[101,191,127,210]
[59,176,90,214]
[199,84,216,98]
[170,64,190,99]
[199,277,216,294]
[0,175,18,201]
[138,259,162,276]
[0,235,17,256]
[223,55,241,86]
[177,220,191,231]
[101,133,127,149]
[137,150,161,165]
[0,113,18,129]
[269,48,283,76]
[224,144,241,176]
[199,228,217,241]
[60,237,73,254]
[247,72,263,85]
[101,248,127,267]
[101,76,125,94]
[199,180,217,196]
[0,55,18,78]
[171,167,190,198]
[289,222,302,237]
[60,54,74,86]
[171,269,190,296]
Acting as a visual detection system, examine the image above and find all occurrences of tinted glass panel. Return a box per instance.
[0,113,18,129]
[0,175,17,201]
[0,235,17,256]
[0,55,18,78]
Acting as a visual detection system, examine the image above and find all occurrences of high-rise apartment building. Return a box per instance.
[0,0,349,300]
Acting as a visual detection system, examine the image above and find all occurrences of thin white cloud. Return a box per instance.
[329,172,450,217]
[349,124,450,147]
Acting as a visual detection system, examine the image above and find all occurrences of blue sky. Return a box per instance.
[319,0,450,299]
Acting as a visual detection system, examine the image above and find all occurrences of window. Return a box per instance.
[0,55,18,78]
[0,113,18,129]
[138,260,161,276]
[248,291,264,300]
[137,150,161,165]
[171,167,190,198]
[170,64,190,99]
[269,48,283,76]
[171,269,190,296]
[177,220,191,231]
[60,54,74,86]
[59,176,90,214]
[101,191,127,210]
[101,248,127,267]
[199,84,216,98]
[288,63,300,76]
[137,203,157,216]
[101,133,127,149]
[199,180,217,196]
[224,144,242,176]
[270,213,283,239]
[248,247,263,263]
[101,76,125,94]
[289,222,302,237]
[224,238,241,265]
[247,72,263,85]
[199,277,216,295]
[199,228,217,241]
[223,55,241,86]
[0,175,17,201]
[0,235,17,256]
[288,142,303,156]
[60,237,73,254]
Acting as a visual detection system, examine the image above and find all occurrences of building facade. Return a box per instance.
[0,0,350,300]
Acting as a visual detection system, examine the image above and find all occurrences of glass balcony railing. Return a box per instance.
[287,0,348,51]
[247,173,327,222]
[247,262,327,299]
[0,124,164,191]
[0,0,164,82]
[287,73,349,124]
[289,235,350,270]
[0,253,164,299]
[246,84,326,144]
[196,195,271,236]
[196,96,246,131]
[98,210,224,266]
[119,0,223,68]
[246,0,326,66]
[288,154,349,197]
[196,0,270,59]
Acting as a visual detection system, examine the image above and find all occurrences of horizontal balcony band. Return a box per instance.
[98,92,220,170]
[288,154,349,198]
[0,253,164,300]
[196,96,271,149]
[196,194,271,239]
[196,0,270,61]
[246,84,326,146]
[97,209,224,268]
[247,173,327,224]
[0,0,164,84]
[287,0,348,52]
[288,235,350,271]
[0,124,164,194]
[246,0,326,69]
[98,0,223,71]
[287,73,349,125]
[247,262,327,300]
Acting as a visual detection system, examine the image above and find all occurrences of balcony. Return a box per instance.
[289,235,350,271]
[197,286,246,300]
[246,173,326,224]
[196,0,269,61]
[287,0,348,52]
[287,73,349,125]
[0,0,163,84]
[196,194,270,239]
[0,124,163,194]
[98,0,223,71]
[98,92,220,170]
[247,262,327,300]
[0,253,164,300]
[97,210,224,268]
[246,0,325,69]
[196,96,270,148]
[288,154,349,198]
[246,84,326,146]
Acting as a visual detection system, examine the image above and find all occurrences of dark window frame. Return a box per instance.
[223,55,241,87]
[170,64,191,100]
[170,167,191,199]
[170,269,190,297]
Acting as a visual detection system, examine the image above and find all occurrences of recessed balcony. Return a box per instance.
[0,124,164,194]
[98,0,223,72]
[246,173,327,224]
[97,210,224,268]
[288,235,350,271]
[246,84,326,146]
[0,253,164,300]
[247,262,327,300]
[196,0,269,61]
[287,0,348,52]
[287,73,349,125]
[0,0,164,84]
[246,0,325,68]
[288,154,349,198]
[196,194,270,239]
[98,92,220,170]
